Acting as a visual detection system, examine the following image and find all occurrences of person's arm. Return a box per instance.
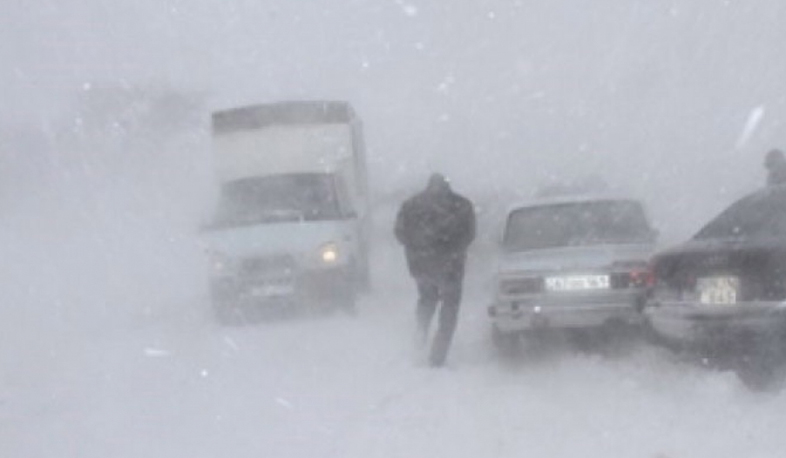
[457,197,476,250]
[466,201,476,245]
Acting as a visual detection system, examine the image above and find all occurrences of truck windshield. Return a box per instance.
[504,200,653,252]
[210,174,342,228]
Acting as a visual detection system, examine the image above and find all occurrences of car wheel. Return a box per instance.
[734,338,786,392]
[491,325,521,357]
[210,284,245,325]
[735,356,782,392]
[568,329,598,352]
[212,298,245,325]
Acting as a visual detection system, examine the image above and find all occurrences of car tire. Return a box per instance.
[212,298,244,325]
[568,329,602,352]
[210,283,244,325]
[734,335,786,392]
[491,325,521,357]
[735,355,782,392]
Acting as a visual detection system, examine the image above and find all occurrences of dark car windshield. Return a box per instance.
[504,200,653,251]
[694,186,786,240]
[209,173,341,229]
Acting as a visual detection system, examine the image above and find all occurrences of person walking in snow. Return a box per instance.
[765,149,786,186]
[394,174,475,367]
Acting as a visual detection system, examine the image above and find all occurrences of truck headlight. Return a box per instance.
[319,243,339,264]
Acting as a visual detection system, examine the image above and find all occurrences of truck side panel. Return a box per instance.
[213,124,354,181]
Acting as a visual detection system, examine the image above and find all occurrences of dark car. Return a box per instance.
[646,185,786,387]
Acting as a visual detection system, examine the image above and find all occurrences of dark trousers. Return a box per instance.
[414,264,464,367]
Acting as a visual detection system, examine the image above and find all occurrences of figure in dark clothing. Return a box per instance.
[765,149,786,186]
[395,174,476,367]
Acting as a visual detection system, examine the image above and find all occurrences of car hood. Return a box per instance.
[201,220,348,258]
[498,243,654,274]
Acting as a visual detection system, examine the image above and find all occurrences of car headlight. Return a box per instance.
[319,243,340,265]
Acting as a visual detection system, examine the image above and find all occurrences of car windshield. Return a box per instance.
[694,187,786,240]
[209,173,341,228]
[504,200,653,251]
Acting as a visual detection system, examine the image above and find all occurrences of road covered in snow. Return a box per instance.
[4,222,786,458]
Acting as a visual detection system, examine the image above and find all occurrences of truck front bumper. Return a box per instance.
[211,265,353,305]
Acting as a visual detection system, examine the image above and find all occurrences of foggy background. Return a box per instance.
[3,1,786,457]
[4,1,784,216]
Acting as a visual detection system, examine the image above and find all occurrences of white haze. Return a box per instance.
[2,1,786,457]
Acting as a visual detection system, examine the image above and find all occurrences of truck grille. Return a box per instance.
[241,255,295,277]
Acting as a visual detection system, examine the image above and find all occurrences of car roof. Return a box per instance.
[743,183,786,201]
[505,193,644,214]
[691,184,786,240]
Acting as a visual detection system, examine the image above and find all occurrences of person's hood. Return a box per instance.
[426,173,452,194]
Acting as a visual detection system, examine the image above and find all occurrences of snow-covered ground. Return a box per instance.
[4,214,786,458]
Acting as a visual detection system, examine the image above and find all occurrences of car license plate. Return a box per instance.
[697,276,739,305]
[545,275,610,292]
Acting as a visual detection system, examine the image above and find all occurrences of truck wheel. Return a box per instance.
[332,273,358,316]
[339,285,358,316]
[352,252,372,294]
[357,261,372,293]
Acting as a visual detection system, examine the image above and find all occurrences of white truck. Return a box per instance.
[202,101,370,322]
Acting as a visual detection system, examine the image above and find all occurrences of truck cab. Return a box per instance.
[202,101,370,322]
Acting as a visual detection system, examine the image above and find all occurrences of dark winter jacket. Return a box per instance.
[395,181,475,279]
